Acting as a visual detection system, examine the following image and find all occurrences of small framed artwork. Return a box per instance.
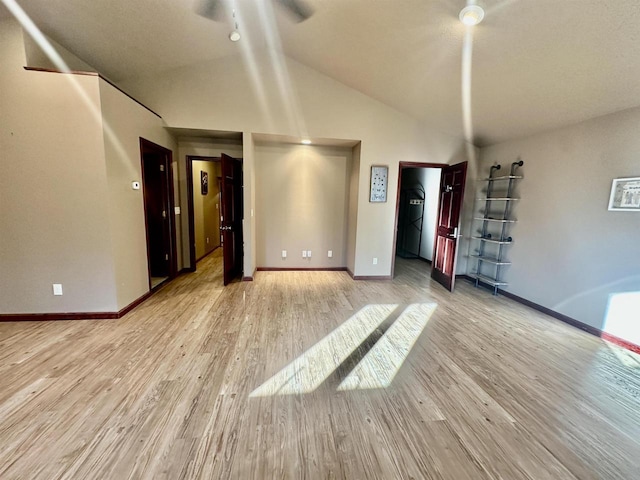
[201,171,208,195]
[370,165,388,203]
[608,177,640,211]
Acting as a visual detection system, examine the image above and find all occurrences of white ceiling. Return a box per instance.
[6,0,640,146]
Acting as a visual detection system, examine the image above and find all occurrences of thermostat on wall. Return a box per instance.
[132,181,141,190]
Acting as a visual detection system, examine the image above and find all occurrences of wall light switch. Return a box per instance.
[131,181,140,190]
[53,284,63,296]
[328,250,333,258]
[373,257,378,265]
[174,206,181,215]
[282,250,287,258]
[302,250,307,258]
[307,250,312,258]
[206,237,209,244]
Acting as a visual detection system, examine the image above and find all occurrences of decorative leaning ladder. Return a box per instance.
[470,160,524,295]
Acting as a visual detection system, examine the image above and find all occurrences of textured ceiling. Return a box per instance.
[6,0,640,146]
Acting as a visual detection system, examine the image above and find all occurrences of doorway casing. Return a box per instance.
[391,161,468,291]
[140,138,178,290]
[186,154,244,284]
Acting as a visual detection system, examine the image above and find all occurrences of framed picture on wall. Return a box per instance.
[370,165,388,202]
[608,177,640,211]
[201,171,208,195]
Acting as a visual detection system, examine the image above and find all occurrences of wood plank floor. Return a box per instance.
[1,251,639,479]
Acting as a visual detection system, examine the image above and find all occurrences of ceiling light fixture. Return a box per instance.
[301,139,312,145]
[459,4,485,26]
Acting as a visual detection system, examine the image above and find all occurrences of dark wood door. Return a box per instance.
[220,153,243,285]
[141,139,176,286]
[431,161,467,291]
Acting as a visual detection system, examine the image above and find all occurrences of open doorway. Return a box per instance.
[396,167,442,262]
[392,161,467,291]
[187,156,222,265]
[186,154,244,285]
[140,138,177,290]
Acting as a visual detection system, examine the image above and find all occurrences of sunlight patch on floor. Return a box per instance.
[338,303,437,391]
[249,304,398,397]
[250,303,438,397]
[604,342,640,369]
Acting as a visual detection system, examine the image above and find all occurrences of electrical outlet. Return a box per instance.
[282,250,287,258]
[302,250,307,258]
[307,250,312,258]
[373,257,378,265]
[328,250,333,258]
[52,284,63,296]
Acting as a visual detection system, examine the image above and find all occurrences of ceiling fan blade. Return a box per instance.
[276,0,314,22]
[195,0,223,21]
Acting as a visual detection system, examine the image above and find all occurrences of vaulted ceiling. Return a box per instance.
[5,0,640,145]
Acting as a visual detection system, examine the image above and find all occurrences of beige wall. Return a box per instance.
[244,133,256,278]
[192,160,221,260]
[0,20,117,313]
[24,33,96,73]
[177,137,243,268]
[455,147,480,277]
[477,106,640,344]
[1,18,178,314]
[346,142,361,274]
[98,79,177,310]
[255,143,352,268]
[120,54,472,278]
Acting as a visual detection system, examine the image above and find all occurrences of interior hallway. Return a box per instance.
[1,251,639,479]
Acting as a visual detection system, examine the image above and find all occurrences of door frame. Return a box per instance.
[140,138,178,288]
[186,155,222,271]
[391,162,448,279]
